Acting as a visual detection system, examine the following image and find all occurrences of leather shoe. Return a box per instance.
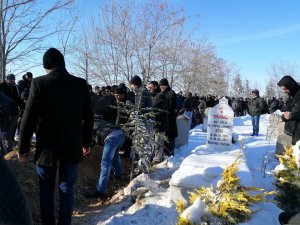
[84,188,106,199]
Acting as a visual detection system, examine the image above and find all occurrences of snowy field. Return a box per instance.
[90,114,282,225]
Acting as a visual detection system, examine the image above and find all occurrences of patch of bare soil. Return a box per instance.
[5,145,132,225]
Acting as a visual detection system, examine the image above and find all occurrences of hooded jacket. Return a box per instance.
[278,76,300,145]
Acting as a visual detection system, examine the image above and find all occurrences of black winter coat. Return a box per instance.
[18,75,31,93]
[18,68,94,166]
[0,82,21,108]
[183,96,193,111]
[162,87,178,140]
[94,95,117,124]
[0,92,19,131]
[278,76,300,145]
[151,91,169,132]
[248,97,264,116]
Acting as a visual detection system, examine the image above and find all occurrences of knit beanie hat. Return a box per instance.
[251,89,259,96]
[130,75,142,87]
[25,72,33,78]
[43,48,65,69]
[114,87,124,95]
[6,74,15,80]
[159,78,169,86]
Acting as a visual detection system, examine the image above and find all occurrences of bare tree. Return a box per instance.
[134,0,185,83]
[0,0,74,80]
[267,61,299,97]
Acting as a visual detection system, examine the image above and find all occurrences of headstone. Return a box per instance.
[266,114,281,142]
[206,97,234,150]
[175,115,190,147]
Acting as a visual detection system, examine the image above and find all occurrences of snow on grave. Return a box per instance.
[202,108,209,132]
[206,97,234,150]
[169,146,254,204]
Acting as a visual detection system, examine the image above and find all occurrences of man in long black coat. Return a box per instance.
[277,75,300,145]
[18,48,93,225]
[159,78,178,156]
[148,81,169,163]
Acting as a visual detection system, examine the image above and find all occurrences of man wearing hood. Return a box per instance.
[248,89,265,136]
[277,75,300,146]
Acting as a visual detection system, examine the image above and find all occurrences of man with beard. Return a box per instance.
[159,78,178,156]
[277,75,300,146]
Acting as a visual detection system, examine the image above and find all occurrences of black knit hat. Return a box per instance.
[114,87,124,95]
[43,48,65,69]
[25,72,33,78]
[130,75,142,87]
[159,78,169,86]
[6,74,15,80]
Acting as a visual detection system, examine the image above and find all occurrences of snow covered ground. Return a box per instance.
[91,114,283,225]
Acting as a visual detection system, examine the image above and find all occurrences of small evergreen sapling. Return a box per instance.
[275,146,300,211]
[176,149,273,225]
[115,86,160,180]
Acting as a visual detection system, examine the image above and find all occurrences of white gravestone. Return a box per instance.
[206,97,234,150]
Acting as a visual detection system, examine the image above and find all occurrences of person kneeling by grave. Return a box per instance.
[84,115,125,199]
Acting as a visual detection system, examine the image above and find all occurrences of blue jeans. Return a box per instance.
[251,115,260,136]
[36,164,78,225]
[97,130,125,193]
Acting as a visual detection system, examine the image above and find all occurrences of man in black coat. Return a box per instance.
[248,89,264,136]
[183,92,194,129]
[18,48,94,225]
[159,78,178,156]
[148,81,169,163]
[277,75,300,146]
[0,91,19,154]
[0,74,21,108]
[18,72,33,93]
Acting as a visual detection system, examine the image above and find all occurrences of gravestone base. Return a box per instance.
[169,149,254,205]
[275,122,292,155]
[169,185,195,205]
[276,133,292,155]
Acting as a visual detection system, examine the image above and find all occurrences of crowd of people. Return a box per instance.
[0,47,299,225]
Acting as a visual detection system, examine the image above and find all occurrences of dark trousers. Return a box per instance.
[36,164,78,225]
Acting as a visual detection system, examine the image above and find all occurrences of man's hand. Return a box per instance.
[82,147,90,157]
[17,153,29,163]
[283,111,291,120]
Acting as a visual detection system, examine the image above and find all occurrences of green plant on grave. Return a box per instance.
[176,149,273,225]
[275,146,300,211]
